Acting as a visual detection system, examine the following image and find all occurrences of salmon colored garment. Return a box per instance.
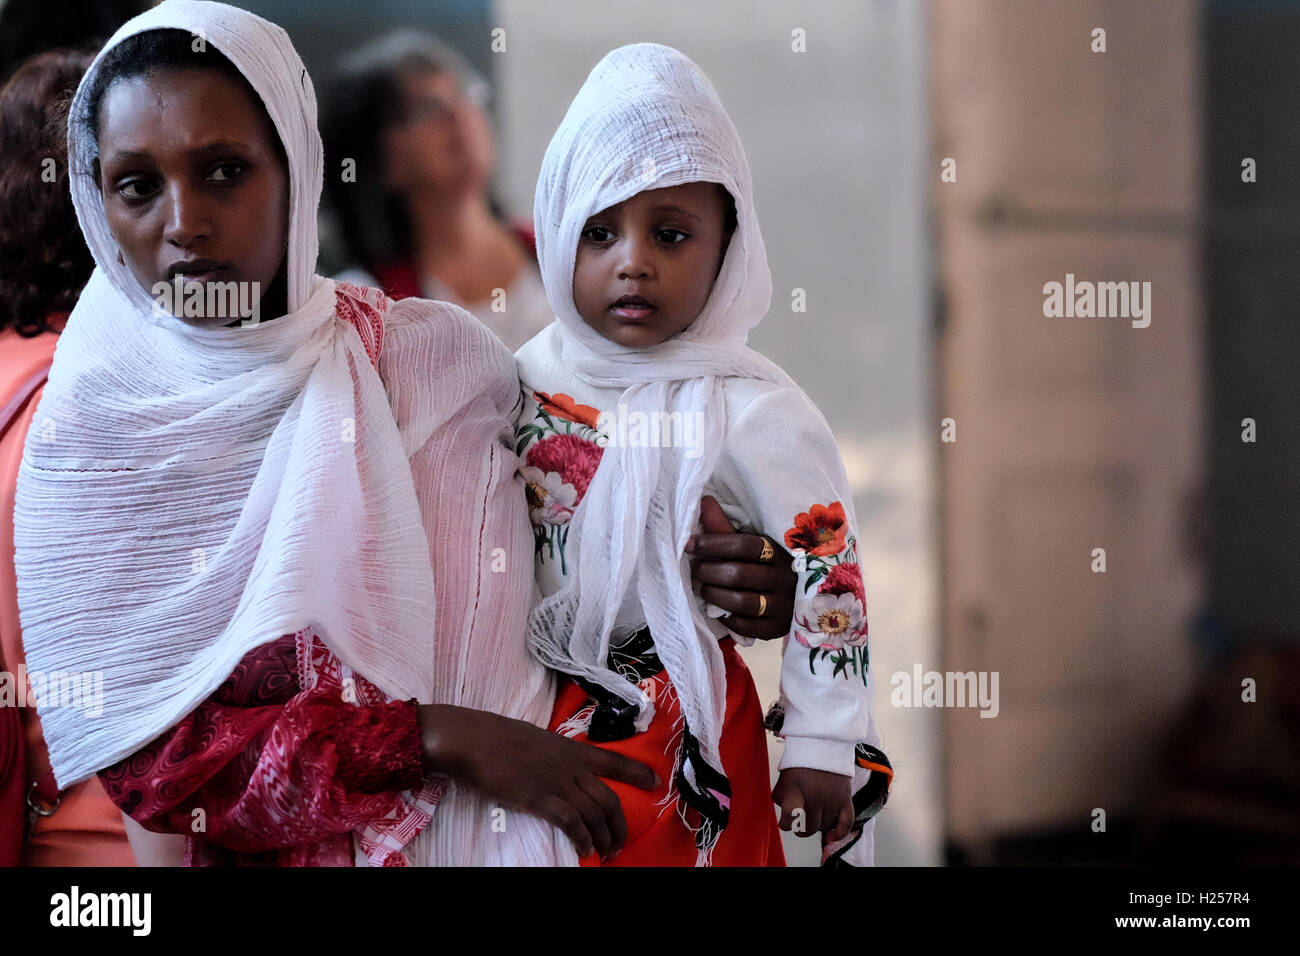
[548,637,785,867]
[0,322,135,866]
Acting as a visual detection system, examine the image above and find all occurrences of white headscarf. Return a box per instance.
[14,1,441,788]
[529,42,807,854]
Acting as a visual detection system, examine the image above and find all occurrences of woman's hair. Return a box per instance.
[0,48,96,336]
[320,30,500,270]
[76,28,287,173]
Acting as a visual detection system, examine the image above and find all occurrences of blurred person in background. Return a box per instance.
[321,30,553,352]
[0,47,142,867]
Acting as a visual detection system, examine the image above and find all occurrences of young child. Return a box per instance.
[516,43,891,866]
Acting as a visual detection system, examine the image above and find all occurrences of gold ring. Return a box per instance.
[756,593,767,617]
[758,537,775,562]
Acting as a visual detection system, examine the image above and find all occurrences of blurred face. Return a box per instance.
[95,67,290,327]
[572,181,733,348]
[383,67,494,195]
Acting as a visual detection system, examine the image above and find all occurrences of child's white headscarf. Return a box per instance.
[530,42,806,856]
[15,1,439,788]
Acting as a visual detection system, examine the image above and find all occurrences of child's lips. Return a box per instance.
[610,298,657,321]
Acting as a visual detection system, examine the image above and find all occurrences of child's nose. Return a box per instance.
[616,239,652,280]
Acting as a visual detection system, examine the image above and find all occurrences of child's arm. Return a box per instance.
[710,385,881,849]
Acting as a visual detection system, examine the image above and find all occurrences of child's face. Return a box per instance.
[572,181,732,348]
[95,68,290,326]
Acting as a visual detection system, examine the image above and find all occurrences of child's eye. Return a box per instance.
[207,161,248,183]
[581,225,613,242]
[657,228,689,244]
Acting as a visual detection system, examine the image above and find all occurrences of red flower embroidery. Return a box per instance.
[818,561,866,609]
[533,390,603,429]
[525,432,604,501]
[784,501,849,556]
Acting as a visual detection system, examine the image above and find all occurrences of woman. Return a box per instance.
[14,1,662,867]
[0,46,142,868]
[15,0,797,866]
[321,31,553,352]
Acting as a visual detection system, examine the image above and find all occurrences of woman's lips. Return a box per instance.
[167,261,230,284]
[178,269,225,284]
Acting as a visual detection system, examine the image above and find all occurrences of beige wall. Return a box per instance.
[932,0,1204,856]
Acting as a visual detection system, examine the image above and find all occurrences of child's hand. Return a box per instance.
[773,768,854,843]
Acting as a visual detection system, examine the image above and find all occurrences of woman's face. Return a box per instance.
[572,181,732,349]
[95,67,290,327]
[382,67,495,196]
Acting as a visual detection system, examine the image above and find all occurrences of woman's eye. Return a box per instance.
[582,226,613,242]
[657,228,689,243]
[208,161,247,182]
[117,179,157,201]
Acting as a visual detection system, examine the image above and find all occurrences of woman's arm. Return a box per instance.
[96,636,425,855]
[96,635,659,863]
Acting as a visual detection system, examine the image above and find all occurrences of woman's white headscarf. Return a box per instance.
[529,42,807,857]
[15,0,441,788]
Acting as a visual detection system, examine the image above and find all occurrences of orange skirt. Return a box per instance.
[547,637,785,867]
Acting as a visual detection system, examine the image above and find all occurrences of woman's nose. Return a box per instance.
[162,184,213,248]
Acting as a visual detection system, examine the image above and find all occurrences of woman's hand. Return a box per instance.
[687,495,797,640]
[417,703,660,862]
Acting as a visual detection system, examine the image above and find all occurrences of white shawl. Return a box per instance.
[529,42,809,853]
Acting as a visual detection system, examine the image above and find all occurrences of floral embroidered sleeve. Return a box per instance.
[707,385,879,779]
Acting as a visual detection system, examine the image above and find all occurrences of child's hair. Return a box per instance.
[716,183,737,237]
[77,28,286,172]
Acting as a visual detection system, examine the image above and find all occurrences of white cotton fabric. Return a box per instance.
[529,43,813,784]
[15,0,574,872]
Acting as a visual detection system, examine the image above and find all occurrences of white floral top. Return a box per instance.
[513,324,878,778]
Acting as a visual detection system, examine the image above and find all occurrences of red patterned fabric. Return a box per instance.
[98,632,425,866]
[333,280,386,362]
[95,286,443,866]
